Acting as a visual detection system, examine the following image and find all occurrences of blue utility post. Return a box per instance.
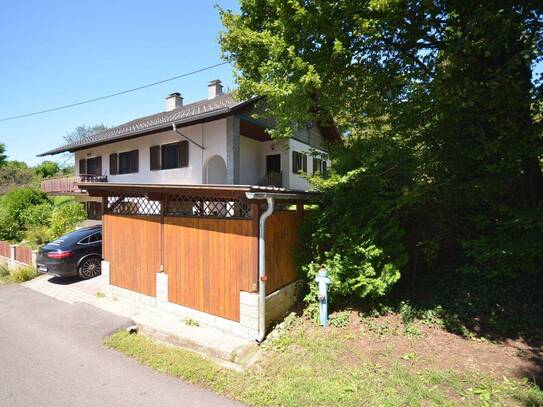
[315,268,330,327]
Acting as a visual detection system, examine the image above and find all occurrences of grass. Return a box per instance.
[0,263,11,284]
[105,316,543,407]
[11,265,39,283]
[0,263,39,284]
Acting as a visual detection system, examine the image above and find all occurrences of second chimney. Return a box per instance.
[166,92,183,111]
[208,79,223,99]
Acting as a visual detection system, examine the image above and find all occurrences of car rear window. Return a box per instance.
[48,228,102,247]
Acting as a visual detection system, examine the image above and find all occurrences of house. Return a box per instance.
[38,80,338,340]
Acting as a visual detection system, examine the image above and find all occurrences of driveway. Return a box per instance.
[0,284,243,407]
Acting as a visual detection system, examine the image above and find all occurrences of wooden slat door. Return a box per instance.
[103,214,160,297]
[163,217,257,322]
[265,210,301,294]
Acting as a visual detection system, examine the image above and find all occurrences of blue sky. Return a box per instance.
[0,0,239,165]
[0,2,541,166]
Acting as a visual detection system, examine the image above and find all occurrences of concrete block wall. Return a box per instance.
[101,262,301,341]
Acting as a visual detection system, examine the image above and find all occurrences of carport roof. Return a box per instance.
[81,182,320,201]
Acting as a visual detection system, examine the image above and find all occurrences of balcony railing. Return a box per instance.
[40,174,107,194]
[256,171,283,188]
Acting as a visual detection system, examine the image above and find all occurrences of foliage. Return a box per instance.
[22,200,86,247]
[107,324,543,406]
[63,124,108,144]
[0,188,49,241]
[0,143,6,167]
[0,160,36,195]
[11,266,38,283]
[0,187,86,246]
[0,264,11,284]
[34,161,61,179]
[220,1,543,307]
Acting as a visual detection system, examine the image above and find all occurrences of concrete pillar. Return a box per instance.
[101,260,110,284]
[8,245,16,271]
[226,116,240,184]
[239,291,260,340]
[31,250,38,267]
[156,272,169,309]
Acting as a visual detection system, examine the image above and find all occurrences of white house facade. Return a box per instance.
[39,80,336,220]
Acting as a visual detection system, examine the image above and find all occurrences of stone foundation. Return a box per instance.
[100,260,301,341]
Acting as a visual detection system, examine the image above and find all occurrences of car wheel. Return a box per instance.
[78,256,101,279]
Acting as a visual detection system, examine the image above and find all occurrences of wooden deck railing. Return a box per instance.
[40,175,107,194]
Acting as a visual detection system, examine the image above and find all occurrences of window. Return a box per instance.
[292,151,307,174]
[78,156,102,176]
[312,158,327,175]
[111,150,139,174]
[150,141,189,171]
[89,232,102,243]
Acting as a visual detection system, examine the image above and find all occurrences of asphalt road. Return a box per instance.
[0,284,243,407]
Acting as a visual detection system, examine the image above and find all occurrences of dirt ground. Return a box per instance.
[301,313,543,385]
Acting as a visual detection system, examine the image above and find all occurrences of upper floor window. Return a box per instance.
[79,156,102,176]
[312,158,327,176]
[150,141,189,171]
[110,150,139,175]
[292,151,307,174]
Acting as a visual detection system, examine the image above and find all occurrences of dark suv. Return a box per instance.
[37,225,102,279]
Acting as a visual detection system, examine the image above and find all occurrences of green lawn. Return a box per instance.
[105,314,543,407]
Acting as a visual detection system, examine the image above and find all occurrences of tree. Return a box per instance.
[0,188,50,241]
[34,161,61,179]
[0,160,35,195]
[0,143,6,167]
[220,1,543,299]
[63,124,108,144]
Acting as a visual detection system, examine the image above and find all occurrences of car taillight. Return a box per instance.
[47,250,73,259]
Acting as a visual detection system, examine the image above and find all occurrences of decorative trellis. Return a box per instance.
[166,194,252,219]
[106,194,161,216]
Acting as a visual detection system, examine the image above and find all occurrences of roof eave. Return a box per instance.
[37,96,261,157]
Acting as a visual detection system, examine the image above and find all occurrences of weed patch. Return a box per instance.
[10,266,38,283]
[106,314,543,407]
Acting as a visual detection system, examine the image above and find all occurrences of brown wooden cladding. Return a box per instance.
[14,245,33,265]
[265,210,302,295]
[163,217,258,322]
[0,241,10,258]
[103,214,160,297]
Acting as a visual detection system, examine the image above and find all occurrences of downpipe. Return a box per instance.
[257,196,275,343]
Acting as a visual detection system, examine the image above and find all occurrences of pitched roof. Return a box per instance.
[38,92,257,156]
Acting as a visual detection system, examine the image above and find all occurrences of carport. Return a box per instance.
[83,183,316,340]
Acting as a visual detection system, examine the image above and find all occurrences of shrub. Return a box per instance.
[48,201,86,238]
[299,139,410,310]
[11,266,38,283]
[0,188,50,241]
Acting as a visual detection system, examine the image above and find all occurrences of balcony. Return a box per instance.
[40,175,107,195]
[256,171,283,188]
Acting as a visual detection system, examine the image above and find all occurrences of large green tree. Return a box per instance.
[220,1,543,298]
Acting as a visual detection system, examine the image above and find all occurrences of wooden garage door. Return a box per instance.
[163,216,257,322]
[103,214,160,297]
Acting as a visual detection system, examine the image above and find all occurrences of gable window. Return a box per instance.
[312,158,327,175]
[110,150,139,175]
[78,156,102,176]
[150,141,189,171]
[292,151,307,174]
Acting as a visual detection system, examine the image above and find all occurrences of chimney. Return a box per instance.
[208,79,223,99]
[165,92,183,111]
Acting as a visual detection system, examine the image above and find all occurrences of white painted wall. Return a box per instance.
[74,117,329,191]
[239,135,264,185]
[75,120,228,185]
